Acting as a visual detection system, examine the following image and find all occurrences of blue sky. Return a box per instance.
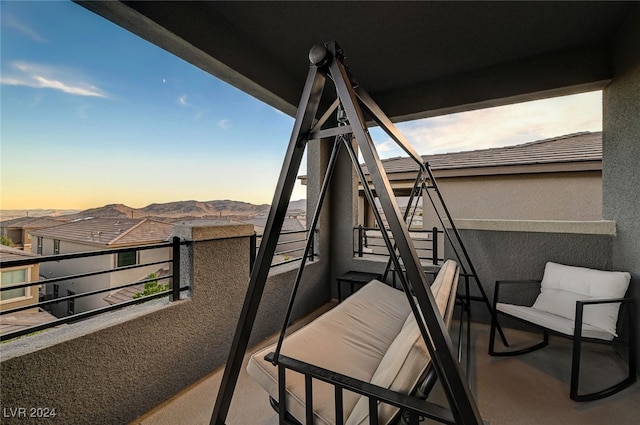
[1,1,601,210]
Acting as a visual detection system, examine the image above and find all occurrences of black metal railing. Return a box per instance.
[266,352,456,425]
[0,236,189,342]
[254,229,317,269]
[353,226,444,265]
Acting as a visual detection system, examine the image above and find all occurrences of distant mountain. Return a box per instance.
[0,209,81,221]
[141,200,270,218]
[61,199,305,220]
[73,204,137,218]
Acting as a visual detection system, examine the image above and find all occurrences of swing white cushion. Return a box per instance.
[247,260,458,425]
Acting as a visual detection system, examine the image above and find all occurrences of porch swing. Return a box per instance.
[210,42,489,425]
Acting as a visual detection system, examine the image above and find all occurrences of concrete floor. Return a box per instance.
[130,309,639,425]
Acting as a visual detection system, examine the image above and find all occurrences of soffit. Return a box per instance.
[78,1,636,121]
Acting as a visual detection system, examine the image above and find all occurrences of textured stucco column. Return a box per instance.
[306,138,332,294]
[603,6,640,368]
[329,137,359,297]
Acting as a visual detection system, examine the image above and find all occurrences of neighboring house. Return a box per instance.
[356,132,602,228]
[244,216,308,263]
[0,245,41,311]
[0,216,67,251]
[29,218,173,318]
[0,245,57,336]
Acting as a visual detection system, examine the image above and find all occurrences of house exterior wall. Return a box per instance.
[423,171,602,224]
[35,239,111,317]
[21,228,33,251]
[603,6,640,367]
[0,263,40,311]
[3,228,22,247]
[33,238,171,317]
[108,246,172,292]
[358,170,602,232]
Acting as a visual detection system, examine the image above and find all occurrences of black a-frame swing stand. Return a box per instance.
[211,42,485,425]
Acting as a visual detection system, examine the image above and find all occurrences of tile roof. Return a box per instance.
[0,309,59,336]
[0,245,40,262]
[103,268,171,305]
[368,131,602,175]
[0,216,66,229]
[29,218,173,247]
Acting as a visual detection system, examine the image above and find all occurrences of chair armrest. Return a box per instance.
[574,297,635,338]
[576,297,634,306]
[493,280,541,307]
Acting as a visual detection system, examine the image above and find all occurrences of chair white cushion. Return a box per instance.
[531,262,630,336]
[497,303,615,341]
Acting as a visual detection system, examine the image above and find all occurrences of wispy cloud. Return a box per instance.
[1,61,109,98]
[3,13,47,43]
[177,94,189,106]
[218,119,230,129]
[375,92,602,157]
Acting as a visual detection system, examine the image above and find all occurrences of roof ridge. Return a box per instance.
[422,131,600,159]
[108,218,148,245]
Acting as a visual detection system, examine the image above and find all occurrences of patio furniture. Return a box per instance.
[247,259,460,424]
[489,261,636,401]
[336,270,382,302]
[213,43,484,425]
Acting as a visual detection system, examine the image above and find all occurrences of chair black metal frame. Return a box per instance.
[489,279,637,402]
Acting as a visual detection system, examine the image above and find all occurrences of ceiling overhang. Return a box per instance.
[77,1,637,121]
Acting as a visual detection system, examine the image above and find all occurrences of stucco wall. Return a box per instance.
[603,6,640,367]
[0,224,331,425]
[426,171,602,223]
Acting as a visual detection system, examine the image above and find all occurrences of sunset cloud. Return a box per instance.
[374,91,602,157]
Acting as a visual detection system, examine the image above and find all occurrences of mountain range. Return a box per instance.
[1,200,306,222]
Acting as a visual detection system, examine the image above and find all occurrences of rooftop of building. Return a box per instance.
[28,217,173,247]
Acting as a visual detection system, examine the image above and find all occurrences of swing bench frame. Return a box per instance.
[211,42,486,425]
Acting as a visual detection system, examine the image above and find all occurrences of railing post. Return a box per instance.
[308,230,315,261]
[358,225,364,257]
[171,236,181,301]
[250,232,257,272]
[432,227,439,265]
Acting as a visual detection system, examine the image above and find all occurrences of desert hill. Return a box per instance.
[58,199,304,220]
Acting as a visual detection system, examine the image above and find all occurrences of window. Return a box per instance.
[37,237,43,255]
[117,250,137,268]
[67,290,75,315]
[53,239,60,255]
[0,268,29,301]
[53,284,59,299]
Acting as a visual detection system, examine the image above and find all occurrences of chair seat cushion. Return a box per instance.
[497,303,615,341]
[531,262,630,336]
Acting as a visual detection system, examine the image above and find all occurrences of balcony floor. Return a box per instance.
[130,307,639,425]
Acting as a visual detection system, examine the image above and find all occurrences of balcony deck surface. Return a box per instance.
[130,305,639,425]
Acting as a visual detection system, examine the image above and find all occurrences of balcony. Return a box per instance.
[1,220,637,425]
[3,2,639,424]
[132,321,638,425]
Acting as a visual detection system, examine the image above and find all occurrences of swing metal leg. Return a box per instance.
[210,64,326,425]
